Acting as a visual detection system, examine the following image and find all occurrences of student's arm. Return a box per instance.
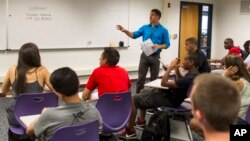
[41,66,53,91]
[175,66,183,80]
[161,58,179,88]
[26,119,36,138]
[116,25,133,38]
[222,66,244,91]
[26,108,49,139]
[222,66,238,77]
[1,68,13,96]
[82,88,92,101]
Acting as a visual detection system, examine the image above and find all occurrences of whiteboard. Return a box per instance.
[0,0,7,50]
[5,0,129,50]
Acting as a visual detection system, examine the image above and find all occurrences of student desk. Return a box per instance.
[144,79,191,102]
[144,79,169,90]
[20,114,40,128]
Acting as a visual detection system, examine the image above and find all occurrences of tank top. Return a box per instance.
[239,78,250,119]
[12,68,43,98]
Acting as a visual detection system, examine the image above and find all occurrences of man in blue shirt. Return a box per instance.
[117,9,170,93]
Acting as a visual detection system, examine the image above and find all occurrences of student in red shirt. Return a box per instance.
[224,38,242,57]
[82,47,131,100]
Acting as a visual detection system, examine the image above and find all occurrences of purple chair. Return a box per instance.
[9,92,58,136]
[50,120,99,141]
[96,91,131,133]
[246,105,250,124]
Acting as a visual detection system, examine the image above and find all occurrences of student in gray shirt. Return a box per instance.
[26,67,102,141]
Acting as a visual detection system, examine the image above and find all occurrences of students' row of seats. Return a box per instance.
[9,91,132,141]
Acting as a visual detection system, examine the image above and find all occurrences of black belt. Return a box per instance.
[151,53,160,56]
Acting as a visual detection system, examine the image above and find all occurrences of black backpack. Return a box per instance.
[141,111,170,141]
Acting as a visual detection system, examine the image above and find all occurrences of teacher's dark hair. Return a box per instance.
[151,9,161,19]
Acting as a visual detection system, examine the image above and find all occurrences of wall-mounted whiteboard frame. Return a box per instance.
[1,0,130,50]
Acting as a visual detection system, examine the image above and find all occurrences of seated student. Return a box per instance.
[243,40,250,70]
[26,67,102,141]
[1,43,52,129]
[243,40,250,56]
[191,74,240,141]
[82,47,131,100]
[191,55,249,140]
[120,53,200,138]
[224,38,245,58]
[223,55,250,120]
[185,37,211,73]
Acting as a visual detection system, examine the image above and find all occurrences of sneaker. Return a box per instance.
[146,109,158,115]
[135,117,146,129]
[119,127,136,139]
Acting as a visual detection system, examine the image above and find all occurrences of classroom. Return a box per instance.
[1,0,250,141]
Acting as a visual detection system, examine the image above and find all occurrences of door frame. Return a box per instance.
[179,1,213,59]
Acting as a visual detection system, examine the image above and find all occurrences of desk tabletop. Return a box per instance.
[144,79,169,90]
[78,90,98,102]
[20,114,40,127]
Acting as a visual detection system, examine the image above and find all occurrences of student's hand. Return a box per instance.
[169,58,180,69]
[116,25,126,32]
[223,66,239,77]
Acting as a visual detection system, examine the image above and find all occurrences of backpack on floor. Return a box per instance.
[141,111,170,141]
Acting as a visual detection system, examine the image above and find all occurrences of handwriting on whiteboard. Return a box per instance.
[26,6,52,21]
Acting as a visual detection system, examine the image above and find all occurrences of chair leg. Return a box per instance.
[184,119,193,141]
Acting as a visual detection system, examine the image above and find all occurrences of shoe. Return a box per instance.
[135,117,146,129]
[119,127,136,139]
[146,109,158,115]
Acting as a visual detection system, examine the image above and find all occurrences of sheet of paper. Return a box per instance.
[140,39,157,56]
[20,114,40,127]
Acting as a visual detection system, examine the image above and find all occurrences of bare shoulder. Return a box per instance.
[7,65,17,75]
[234,79,244,91]
[36,66,49,72]
[36,66,50,75]
[4,65,17,83]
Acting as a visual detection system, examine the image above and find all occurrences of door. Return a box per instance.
[179,2,213,61]
[179,4,199,62]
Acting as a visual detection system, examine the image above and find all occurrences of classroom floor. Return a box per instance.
[0,82,192,141]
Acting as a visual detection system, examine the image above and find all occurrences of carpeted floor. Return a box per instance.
[0,97,10,141]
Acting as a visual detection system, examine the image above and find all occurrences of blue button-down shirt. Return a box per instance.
[133,23,170,55]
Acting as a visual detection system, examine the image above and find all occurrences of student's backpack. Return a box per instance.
[141,111,170,141]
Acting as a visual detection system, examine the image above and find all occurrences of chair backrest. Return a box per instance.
[50,120,99,141]
[14,92,58,128]
[96,91,131,133]
[246,105,250,124]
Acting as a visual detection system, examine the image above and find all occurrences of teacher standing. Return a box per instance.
[117,9,170,93]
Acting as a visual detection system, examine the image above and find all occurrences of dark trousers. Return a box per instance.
[136,53,160,93]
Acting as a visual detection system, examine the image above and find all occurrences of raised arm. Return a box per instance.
[116,25,134,38]
[161,58,180,88]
